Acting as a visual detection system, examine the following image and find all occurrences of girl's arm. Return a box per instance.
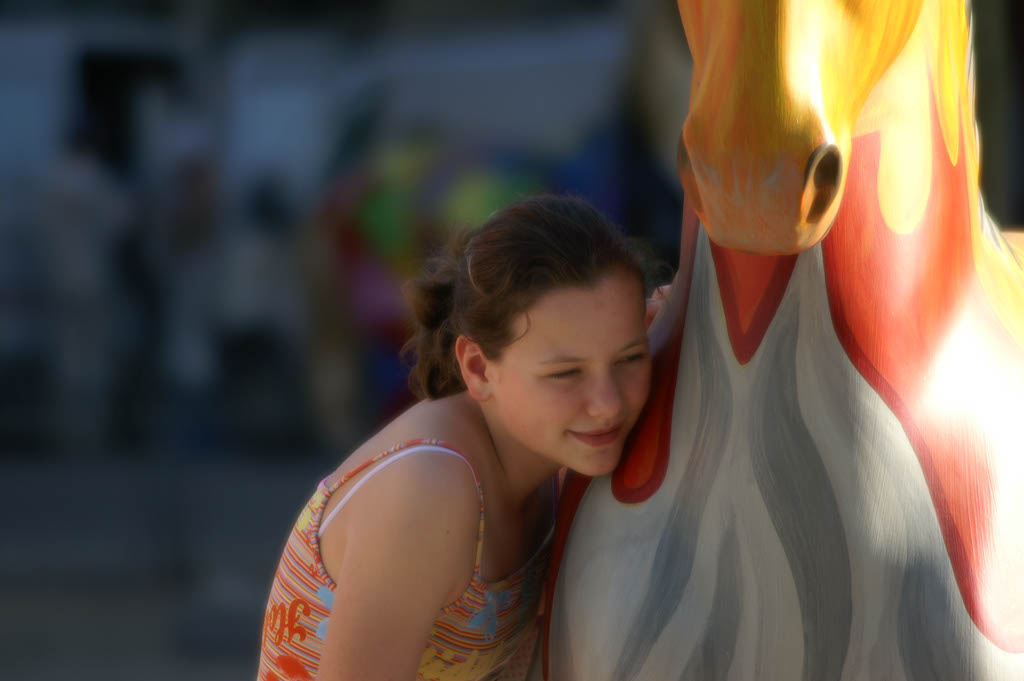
[316,452,480,680]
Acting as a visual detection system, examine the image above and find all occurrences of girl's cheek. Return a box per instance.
[541,383,583,414]
[632,365,654,400]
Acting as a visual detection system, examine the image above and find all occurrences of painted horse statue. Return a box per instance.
[538,0,1024,679]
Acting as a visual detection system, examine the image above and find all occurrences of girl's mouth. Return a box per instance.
[569,425,623,447]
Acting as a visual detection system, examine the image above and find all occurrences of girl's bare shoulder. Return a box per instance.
[317,402,484,594]
[329,393,489,482]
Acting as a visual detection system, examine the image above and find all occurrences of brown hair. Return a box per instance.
[403,194,645,400]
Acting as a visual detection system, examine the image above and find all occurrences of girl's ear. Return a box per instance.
[455,335,492,401]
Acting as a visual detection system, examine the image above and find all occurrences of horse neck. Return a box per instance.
[843,0,1024,306]
[850,0,979,239]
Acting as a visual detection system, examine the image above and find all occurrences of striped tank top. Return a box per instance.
[257,439,553,681]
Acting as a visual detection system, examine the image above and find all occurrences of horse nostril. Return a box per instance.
[803,143,842,224]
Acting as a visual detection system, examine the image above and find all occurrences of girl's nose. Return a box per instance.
[586,373,624,421]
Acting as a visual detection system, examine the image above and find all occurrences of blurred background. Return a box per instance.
[0,1,1021,679]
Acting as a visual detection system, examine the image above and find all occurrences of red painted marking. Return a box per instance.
[708,248,794,366]
[542,200,701,679]
[275,653,313,681]
[710,245,798,365]
[823,91,1024,650]
[612,202,701,502]
[541,469,593,679]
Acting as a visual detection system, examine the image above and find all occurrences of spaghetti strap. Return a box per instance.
[317,443,485,553]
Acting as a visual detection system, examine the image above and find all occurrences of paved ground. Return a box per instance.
[1,581,256,681]
[0,458,330,681]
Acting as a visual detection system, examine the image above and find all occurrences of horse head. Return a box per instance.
[676,0,974,255]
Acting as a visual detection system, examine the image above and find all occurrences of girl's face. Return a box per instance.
[486,268,652,477]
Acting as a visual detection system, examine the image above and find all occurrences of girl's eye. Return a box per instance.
[547,368,581,380]
[618,352,648,364]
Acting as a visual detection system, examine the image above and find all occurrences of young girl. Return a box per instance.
[257,195,653,681]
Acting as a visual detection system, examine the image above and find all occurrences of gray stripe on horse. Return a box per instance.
[611,252,733,681]
[898,560,978,681]
[680,518,742,680]
[750,307,852,681]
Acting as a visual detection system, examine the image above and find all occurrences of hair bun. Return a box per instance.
[403,244,460,331]
[401,239,466,400]
[408,274,454,331]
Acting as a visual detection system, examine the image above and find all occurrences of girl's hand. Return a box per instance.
[645,284,671,329]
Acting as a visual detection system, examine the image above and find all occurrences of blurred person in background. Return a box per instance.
[38,114,133,455]
[259,194,653,681]
[219,172,313,455]
[150,119,224,455]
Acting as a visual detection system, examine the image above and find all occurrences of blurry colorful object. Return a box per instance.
[542,1,1024,679]
[307,137,543,434]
